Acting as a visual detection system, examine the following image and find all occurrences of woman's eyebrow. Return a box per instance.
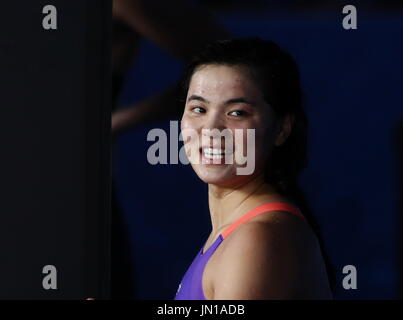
[187,94,209,103]
[224,97,255,106]
[187,95,255,106]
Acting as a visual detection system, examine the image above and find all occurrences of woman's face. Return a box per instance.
[181,64,279,187]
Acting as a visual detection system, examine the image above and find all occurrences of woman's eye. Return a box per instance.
[191,106,206,114]
[228,110,247,117]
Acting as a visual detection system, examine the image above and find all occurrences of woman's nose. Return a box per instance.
[200,114,229,146]
[202,113,226,132]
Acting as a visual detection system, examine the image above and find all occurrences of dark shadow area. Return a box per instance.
[110,19,140,299]
[392,119,403,299]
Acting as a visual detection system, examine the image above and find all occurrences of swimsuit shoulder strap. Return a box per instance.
[221,202,305,239]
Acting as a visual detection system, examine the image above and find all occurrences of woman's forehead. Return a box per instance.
[188,65,261,100]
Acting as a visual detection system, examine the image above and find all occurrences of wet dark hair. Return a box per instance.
[179,37,336,292]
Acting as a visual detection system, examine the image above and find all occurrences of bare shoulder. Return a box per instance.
[251,210,317,245]
[212,211,332,299]
[221,211,319,266]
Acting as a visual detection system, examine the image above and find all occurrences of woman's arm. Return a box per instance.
[113,0,230,61]
[112,84,181,134]
[212,213,332,300]
[111,0,231,133]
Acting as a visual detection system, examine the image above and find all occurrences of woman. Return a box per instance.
[174,38,333,300]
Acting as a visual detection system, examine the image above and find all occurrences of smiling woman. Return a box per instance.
[174,37,333,300]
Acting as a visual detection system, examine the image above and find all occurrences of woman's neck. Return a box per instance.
[207,173,279,234]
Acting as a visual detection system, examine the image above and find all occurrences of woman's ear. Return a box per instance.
[274,114,294,147]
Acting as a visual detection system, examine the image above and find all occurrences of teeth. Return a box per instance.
[204,153,224,159]
[203,148,225,155]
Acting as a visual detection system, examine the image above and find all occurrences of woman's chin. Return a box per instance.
[193,166,245,187]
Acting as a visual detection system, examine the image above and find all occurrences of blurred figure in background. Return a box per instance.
[112,0,231,133]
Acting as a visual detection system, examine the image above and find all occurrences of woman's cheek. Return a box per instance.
[180,115,189,131]
[181,118,194,143]
[232,122,265,170]
[181,118,201,162]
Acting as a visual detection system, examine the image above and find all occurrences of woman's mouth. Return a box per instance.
[200,147,231,164]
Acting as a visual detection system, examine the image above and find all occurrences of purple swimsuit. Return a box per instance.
[174,202,305,300]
